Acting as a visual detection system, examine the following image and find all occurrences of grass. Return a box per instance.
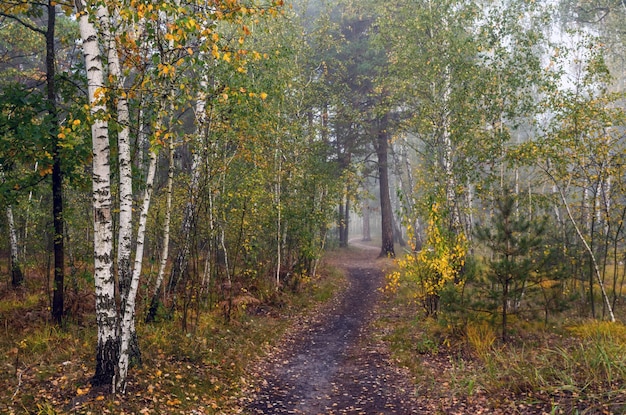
[377,262,626,413]
[0,258,346,415]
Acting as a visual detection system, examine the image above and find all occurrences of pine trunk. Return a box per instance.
[376,115,395,258]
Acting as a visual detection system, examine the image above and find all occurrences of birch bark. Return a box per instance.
[117,145,157,391]
[75,0,117,388]
[96,2,133,312]
[7,206,23,287]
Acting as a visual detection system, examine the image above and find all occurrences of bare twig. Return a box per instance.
[12,369,23,400]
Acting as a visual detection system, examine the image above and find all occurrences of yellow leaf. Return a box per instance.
[260,92,268,100]
[95,395,105,401]
[156,369,162,377]
[76,387,90,396]
[39,166,53,177]
[187,48,194,55]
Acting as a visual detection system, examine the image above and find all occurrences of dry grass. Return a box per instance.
[0,256,346,414]
[378,269,626,413]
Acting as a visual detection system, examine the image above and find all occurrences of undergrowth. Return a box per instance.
[379,274,626,413]
[0,261,345,415]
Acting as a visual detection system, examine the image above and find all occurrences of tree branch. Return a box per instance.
[0,11,45,35]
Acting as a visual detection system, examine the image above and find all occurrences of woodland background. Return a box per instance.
[1,0,626,413]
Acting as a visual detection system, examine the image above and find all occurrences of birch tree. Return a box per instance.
[74,0,117,387]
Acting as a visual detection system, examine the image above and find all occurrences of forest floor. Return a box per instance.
[238,243,626,415]
[241,242,421,414]
[2,244,625,414]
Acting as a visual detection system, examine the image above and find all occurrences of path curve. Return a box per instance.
[244,247,419,414]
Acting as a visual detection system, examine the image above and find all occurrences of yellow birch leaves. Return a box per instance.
[386,201,467,310]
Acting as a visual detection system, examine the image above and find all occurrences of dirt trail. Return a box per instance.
[244,245,419,414]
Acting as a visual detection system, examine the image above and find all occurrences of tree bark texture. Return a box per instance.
[7,206,24,287]
[75,0,118,388]
[376,115,395,258]
[118,146,158,392]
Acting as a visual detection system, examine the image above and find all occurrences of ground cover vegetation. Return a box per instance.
[1,0,626,412]
[378,0,626,411]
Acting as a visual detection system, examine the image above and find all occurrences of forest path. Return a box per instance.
[243,243,420,414]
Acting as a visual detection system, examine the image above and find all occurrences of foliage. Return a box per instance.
[474,188,546,342]
[381,269,626,412]
[0,254,345,414]
[387,197,467,316]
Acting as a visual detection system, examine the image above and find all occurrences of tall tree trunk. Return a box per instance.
[91,0,139,362]
[441,70,460,232]
[118,145,158,392]
[75,0,117,388]
[376,115,395,258]
[101,1,133,323]
[338,187,350,247]
[47,0,65,325]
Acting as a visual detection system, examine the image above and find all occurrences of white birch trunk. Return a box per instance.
[546,169,616,322]
[7,205,23,286]
[202,184,214,291]
[117,146,158,392]
[97,4,134,304]
[75,0,117,388]
[7,205,19,267]
[442,68,460,230]
[23,162,38,261]
[466,178,474,243]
